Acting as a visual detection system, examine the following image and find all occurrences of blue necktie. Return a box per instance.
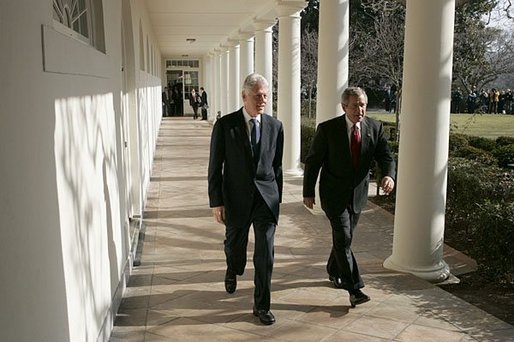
[250,118,260,159]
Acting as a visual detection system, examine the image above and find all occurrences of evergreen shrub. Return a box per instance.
[470,200,514,283]
[452,145,496,165]
[449,133,469,152]
[496,136,514,146]
[301,122,316,163]
[468,136,496,152]
[493,144,514,168]
[446,158,514,283]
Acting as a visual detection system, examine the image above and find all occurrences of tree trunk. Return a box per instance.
[308,87,313,118]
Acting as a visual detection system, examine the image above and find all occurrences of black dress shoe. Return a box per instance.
[328,275,344,289]
[349,289,370,307]
[253,307,276,325]
[224,270,237,294]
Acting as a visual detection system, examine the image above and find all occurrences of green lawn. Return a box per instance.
[367,112,514,140]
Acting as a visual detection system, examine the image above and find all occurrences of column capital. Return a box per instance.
[252,18,277,31]
[237,30,255,41]
[225,39,240,48]
[218,44,230,52]
[274,0,307,17]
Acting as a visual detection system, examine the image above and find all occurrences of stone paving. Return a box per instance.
[110,117,514,342]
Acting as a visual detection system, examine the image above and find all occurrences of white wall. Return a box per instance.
[0,0,162,341]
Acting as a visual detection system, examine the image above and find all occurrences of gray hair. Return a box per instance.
[242,73,269,94]
[341,87,368,105]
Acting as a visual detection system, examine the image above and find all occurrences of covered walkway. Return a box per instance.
[111,118,513,341]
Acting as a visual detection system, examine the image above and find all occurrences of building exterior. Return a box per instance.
[0,0,460,340]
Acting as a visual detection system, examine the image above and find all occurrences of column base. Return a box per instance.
[383,256,451,284]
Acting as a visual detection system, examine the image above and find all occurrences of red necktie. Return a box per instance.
[351,124,361,170]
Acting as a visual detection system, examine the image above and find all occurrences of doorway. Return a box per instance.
[166,66,200,116]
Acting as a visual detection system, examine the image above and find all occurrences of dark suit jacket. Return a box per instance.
[162,91,169,103]
[303,115,395,215]
[201,91,208,106]
[208,109,284,226]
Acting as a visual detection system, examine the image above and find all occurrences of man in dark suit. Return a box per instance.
[189,89,200,120]
[303,87,395,307]
[200,87,208,120]
[208,73,284,325]
[162,87,170,117]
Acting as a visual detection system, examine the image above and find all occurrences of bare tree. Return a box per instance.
[352,0,514,139]
[350,7,405,141]
[301,28,318,118]
[453,3,514,93]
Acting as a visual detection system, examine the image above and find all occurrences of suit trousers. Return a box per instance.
[326,208,364,291]
[224,192,276,311]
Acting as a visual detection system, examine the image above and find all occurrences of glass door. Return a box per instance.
[184,71,199,115]
[166,70,200,116]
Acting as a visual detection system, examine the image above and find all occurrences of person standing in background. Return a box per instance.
[200,87,208,120]
[489,88,500,114]
[162,87,170,117]
[190,89,200,119]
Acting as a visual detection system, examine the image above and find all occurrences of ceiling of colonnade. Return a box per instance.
[144,0,284,58]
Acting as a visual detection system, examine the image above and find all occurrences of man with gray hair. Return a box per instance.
[303,86,396,307]
[208,73,284,325]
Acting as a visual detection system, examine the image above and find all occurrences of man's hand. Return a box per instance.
[212,206,225,224]
[303,197,316,209]
[380,176,395,195]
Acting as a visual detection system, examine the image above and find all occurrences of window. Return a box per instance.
[165,59,200,69]
[52,0,105,52]
[184,71,199,100]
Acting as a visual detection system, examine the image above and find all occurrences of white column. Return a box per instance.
[239,32,255,88]
[277,6,305,176]
[220,47,229,116]
[254,20,275,116]
[208,52,217,121]
[201,56,208,91]
[383,0,455,283]
[316,0,349,126]
[214,49,222,118]
[228,41,241,111]
[198,54,207,116]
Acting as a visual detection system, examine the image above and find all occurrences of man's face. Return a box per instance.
[243,83,268,117]
[342,95,367,124]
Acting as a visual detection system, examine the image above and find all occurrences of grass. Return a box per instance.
[366,112,514,139]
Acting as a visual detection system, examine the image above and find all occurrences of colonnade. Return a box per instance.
[205,19,275,122]
[203,2,306,175]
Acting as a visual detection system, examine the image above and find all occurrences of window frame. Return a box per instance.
[52,0,105,52]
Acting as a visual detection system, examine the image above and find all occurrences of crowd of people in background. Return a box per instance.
[380,84,513,115]
[162,83,209,120]
[165,81,512,117]
[162,83,184,117]
[452,87,514,114]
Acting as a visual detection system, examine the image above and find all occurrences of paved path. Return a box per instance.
[111,117,513,341]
